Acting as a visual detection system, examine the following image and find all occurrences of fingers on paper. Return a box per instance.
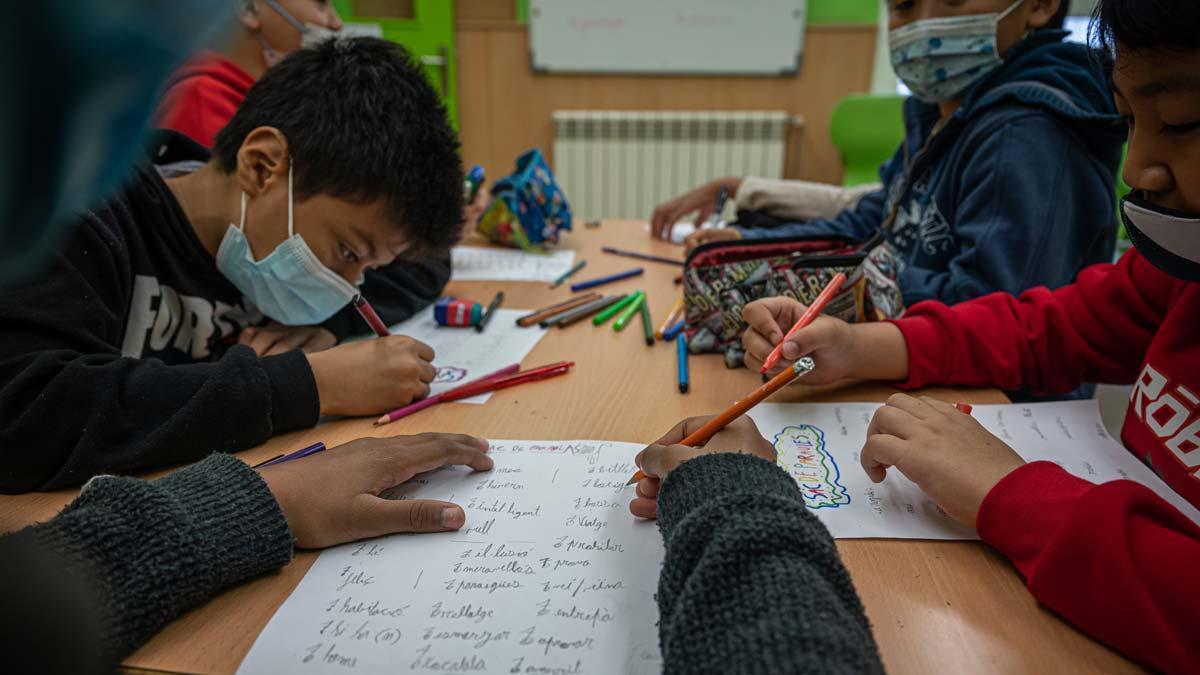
[357,497,466,537]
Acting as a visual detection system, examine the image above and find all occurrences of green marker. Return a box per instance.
[592,290,642,326]
[613,293,645,332]
[638,296,654,345]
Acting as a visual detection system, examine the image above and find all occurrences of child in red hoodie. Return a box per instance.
[156,0,343,147]
[738,1,1200,671]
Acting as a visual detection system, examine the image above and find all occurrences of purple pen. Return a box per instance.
[254,442,327,468]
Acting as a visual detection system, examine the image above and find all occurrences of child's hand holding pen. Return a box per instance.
[629,416,775,520]
[741,297,910,384]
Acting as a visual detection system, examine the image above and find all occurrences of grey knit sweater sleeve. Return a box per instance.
[0,453,293,672]
[656,453,884,675]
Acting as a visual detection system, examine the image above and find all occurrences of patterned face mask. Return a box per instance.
[889,0,1024,104]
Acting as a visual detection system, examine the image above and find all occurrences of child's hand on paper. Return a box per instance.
[629,416,775,520]
[742,297,909,384]
[650,177,742,241]
[307,335,437,416]
[861,394,1025,527]
[258,433,492,548]
[239,323,338,356]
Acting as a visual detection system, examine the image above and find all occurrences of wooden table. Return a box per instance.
[0,221,1139,674]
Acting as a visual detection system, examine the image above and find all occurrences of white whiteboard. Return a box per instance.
[529,0,808,75]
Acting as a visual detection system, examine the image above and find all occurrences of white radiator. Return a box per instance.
[552,110,797,221]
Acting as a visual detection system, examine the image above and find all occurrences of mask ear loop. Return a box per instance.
[238,192,248,231]
[998,0,1025,22]
[287,162,295,238]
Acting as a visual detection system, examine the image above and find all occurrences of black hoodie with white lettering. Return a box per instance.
[0,131,449,492]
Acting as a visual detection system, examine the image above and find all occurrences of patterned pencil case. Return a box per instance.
[682,232,905,367]
[476,148,573,251]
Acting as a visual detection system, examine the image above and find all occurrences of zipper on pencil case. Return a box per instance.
[684,234,862,269]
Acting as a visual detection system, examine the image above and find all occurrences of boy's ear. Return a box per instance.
[235,127,290,198]
[1025,0,1060,30]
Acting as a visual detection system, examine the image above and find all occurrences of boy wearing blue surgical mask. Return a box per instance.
[655,1,1124,318]
[0,38,463,493]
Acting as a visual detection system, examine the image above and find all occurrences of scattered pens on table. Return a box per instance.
[438,361,574,402]
[676,334,689,394]
[475,291,504,332]
[516,293,599,327]
[760,272,847,374]
[656,298,685,339]
[570,268,644,292]
[352,295,390,337]
[613,292,645,331]
[638,297,654,346]
[662,319,685,342]
[627,356,819,486]
[374,364,520,426]
[593,291,642,326]
[601,246,685,267]
[550,260,587,288]
[254,441,327,468]
[547,295,624,328]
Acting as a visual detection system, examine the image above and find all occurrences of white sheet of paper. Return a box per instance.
[450,246,577,282]
[237,440,664,675]
[385,310,547,404]
[748,400,1200,540]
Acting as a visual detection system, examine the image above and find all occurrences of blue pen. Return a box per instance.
[254,442,326,468]
[662,319,686,341]
[676,334,690,394]
[570,267,644,292]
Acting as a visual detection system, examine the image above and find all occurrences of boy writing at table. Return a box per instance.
[0,38,463,492]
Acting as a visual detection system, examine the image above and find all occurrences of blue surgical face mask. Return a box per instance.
[889,0,1024,104]
[215,164,358,325]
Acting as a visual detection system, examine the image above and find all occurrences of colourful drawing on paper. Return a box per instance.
[434,366,468,384]
[773,425,851,510]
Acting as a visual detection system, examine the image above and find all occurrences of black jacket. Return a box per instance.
[0,131,449,492]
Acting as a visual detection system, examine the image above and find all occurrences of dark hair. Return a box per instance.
[1091,0,1200,52]
[213,37,464,254]
[1048,1,1069,29]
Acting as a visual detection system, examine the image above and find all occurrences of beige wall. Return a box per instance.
[454,2,877,189]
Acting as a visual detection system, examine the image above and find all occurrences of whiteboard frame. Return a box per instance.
[528,0,808,76]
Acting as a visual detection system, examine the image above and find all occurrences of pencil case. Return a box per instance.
[477,148,573,251]
[681,231,904,367]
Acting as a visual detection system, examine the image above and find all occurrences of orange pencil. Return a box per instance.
[626,356,816,485]
[759,272,846,374]
[655,298,685,339]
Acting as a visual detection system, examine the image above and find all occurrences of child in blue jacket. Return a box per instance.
[653,1,1125,307]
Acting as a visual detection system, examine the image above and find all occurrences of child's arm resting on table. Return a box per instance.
[979,463,1200,673]
[0,221,319,493]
